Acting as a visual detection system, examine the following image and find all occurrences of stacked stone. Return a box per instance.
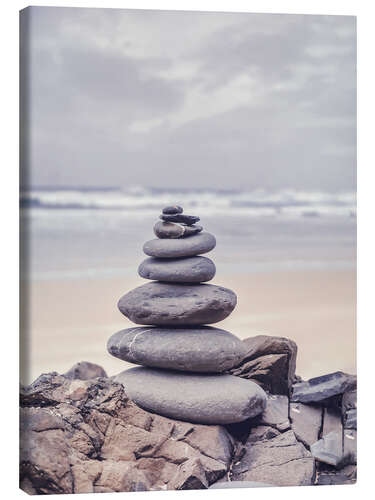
[107,206,267,425]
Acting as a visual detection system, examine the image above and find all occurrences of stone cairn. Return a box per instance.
[107,206,267,425]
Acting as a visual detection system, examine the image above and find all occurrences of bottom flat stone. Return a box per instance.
[115,367,267,425]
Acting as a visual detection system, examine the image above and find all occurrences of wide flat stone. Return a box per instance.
[290,402,322,448]
[107,326,246,372]
[118,282,236,326]
[138,256,216,283]
[115,367,267,425]
[231,427,315,486]
[291,371,356,403]
[143,232,216,258]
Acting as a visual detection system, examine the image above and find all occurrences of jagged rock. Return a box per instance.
[229,335,297,395]
[19,372,235,494]
[169,458,208,490]
[231,427,315,486]
[63,361,108,380]
[115,367,267,424]
[258,395,290,431]
[107,326,246,372]
[291,372,356,403]
[316,464,356,485]
[118,282,237,326]
[290,402,322,448]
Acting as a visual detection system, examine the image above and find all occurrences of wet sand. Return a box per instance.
[20,269,356,385]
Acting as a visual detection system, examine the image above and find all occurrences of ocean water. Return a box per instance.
[20,187,356,280]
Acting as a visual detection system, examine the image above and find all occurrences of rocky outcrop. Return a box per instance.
[20,352,357,494]
[20,372,235,494]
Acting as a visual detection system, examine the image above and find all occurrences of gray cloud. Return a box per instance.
[21,7,356,191]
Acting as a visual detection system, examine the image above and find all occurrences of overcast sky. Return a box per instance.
[21,7,356,191]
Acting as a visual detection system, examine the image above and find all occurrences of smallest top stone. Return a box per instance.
[162,205,183,215]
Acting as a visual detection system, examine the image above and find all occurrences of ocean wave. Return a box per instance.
[20,186,356,218]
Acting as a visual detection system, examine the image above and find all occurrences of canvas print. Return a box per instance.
[19,6,357,494]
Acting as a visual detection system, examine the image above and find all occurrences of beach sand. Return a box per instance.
[20,269,356,385]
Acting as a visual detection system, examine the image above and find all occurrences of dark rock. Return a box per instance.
[118,282,237,326]
[316,464,356,485]
[291,371,356,404]
[258,395,290,431]
[153,221,185,239]
[344,409,357,429]
[160,214,200,225]
[342,389,357,429]
[20,373,234,494]
[63,361,108,380]
[290,402,322,448]
[143,232,216,258]
[115,367,267,425]
[231,427,315,486]
[107,326,246,372]
[229,335,297,395]
[162,205,183,215]
[138,256,216,283]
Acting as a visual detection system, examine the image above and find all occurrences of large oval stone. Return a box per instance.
[115,367,267,424]
[138,256,216,283]
[117,282,237,325]
[107,326,246,372]
[143,232,216,258]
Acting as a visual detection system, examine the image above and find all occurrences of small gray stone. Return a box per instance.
[291,371,356,403]
[115,367,267,425]
[107,326,247,372]
[160,214,200,225]
[162,205,183,215]
[118,282,237,326]
[290,402,322,448]
[143,232,216,258]
[138,256,216,283]
[63,362,107,380]
[153,221,185,239]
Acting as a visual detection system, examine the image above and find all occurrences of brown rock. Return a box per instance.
[231,427,315,486]
[20,373,233,494]
[229,335,297,395]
